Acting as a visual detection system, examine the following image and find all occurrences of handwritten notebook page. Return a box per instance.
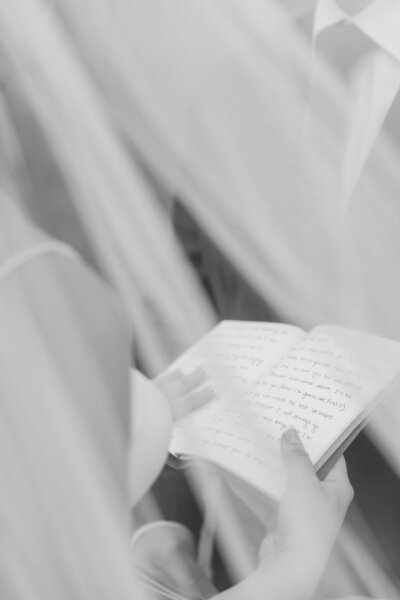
[169,321,305,494]
[170,323,400,499]
[218,324,400,496]
[287,325,400,467]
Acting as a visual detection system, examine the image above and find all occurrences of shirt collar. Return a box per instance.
[313,0,400,62]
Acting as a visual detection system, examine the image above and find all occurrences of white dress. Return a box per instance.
[0,236,172,599]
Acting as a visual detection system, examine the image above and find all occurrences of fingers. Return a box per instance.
[321,455,349,488]
[281,428,311,461]
[154,367,214,420]
[155,368,185,385]
[169,385,214,420]
[281,429,353,533]
[320,456,354,514]
[156,367,206,398]
[281,429,353,507]
[280,429,319,489]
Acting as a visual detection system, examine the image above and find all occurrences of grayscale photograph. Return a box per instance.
[1,1,400,598]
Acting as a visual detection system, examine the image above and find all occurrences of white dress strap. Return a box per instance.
[0,240,80,285]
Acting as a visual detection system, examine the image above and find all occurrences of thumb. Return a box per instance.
[280,428,318,489]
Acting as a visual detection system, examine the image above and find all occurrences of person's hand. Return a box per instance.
[257,428,353,598]
[218,429,353,600]
[154,367,214,420]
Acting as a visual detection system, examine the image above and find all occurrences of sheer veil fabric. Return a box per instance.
[1,0,400,598]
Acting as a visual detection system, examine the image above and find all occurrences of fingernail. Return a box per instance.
[282,428,300,444]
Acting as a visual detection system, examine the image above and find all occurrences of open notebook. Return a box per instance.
[168,321,400,500]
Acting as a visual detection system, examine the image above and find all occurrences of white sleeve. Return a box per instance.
[0,240,80,285]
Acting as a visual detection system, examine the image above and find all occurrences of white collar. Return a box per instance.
[313,0,400,62]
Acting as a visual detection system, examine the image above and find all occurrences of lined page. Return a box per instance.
[169,320,305,384]
[169,320,305,495]
[270,325,400,466]
[170,323,400,498]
